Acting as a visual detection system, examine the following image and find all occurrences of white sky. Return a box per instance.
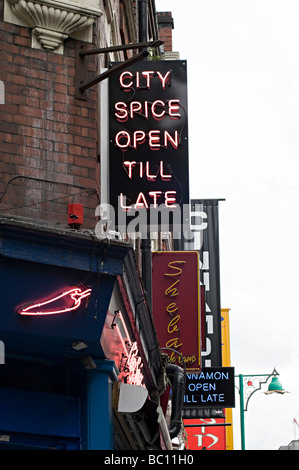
[156,0,299,450]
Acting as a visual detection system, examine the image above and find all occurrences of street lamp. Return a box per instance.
[236,368,286,450]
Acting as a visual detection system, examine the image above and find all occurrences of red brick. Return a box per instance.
[20,28,30,38]
[14,35,30,46]
[54,83,67,94]
[53,172,74,185]
[20,46,47,61]
[0,21,20,34]
[54,162,68,173]
[55,64,69,75]
[1,142,18,154]
[0,61,19,74]
[67,85,76,96]
[54,142,68,153]
[74,155,95,167]
[68,165,83,176]
[5,133,23,145]
[24,136,40,148]
[55,132,73,144]
[56,74,72,85]
[53,101,67,112]
[25,157,41,169]
[40,140,54,151]
[69,145,82,156]
[2,122,19,134]
[18,146,43,159]
[74,176,96,189]
[52,122,68,133]
[19,105,43,118]
[74,135,96,149]
[12,74,27,87]
[0,31,14,43]
[1,103,19,114]
[6,83,20,95]
[26,117,44,128]
[24,96,40,108]
[54,92,68,104]
[29,68,47,80]
[0,41,20,55]
[40,99,54,110]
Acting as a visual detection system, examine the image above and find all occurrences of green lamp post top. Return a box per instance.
[265,375,286,394]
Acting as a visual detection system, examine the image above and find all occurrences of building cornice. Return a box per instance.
[4,0,102,53]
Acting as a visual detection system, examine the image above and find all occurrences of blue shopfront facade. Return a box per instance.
[0,217,165,450]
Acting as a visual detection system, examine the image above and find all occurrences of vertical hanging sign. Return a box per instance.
[109,61,189,233]
[191,199,223,367]
[152,251,200,370]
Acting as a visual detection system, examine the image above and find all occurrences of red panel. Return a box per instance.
[68,204,83,226]
[152,251,200,370]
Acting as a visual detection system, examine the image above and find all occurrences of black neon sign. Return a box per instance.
[109,60,189,229]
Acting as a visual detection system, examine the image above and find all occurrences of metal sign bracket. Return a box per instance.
[75,40,163,100]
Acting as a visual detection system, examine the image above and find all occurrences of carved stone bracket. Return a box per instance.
[5,0,102,53]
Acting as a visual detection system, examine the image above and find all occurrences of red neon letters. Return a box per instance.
[123,161,172,181]
[120,190,177,211]
[119,70,171,90]
[112,66,185,212]
[17,287,92,315]
[115,100,180,121]
[125,342,144,386]
[115,129,179,150]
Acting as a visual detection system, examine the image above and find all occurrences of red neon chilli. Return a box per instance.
[17,287,92,316]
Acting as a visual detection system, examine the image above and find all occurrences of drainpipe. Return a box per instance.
[166,364,185,438]
[138,0,148,44]
[141,235,152,311]
[138,0,152,311]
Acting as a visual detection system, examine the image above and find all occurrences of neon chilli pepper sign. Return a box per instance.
[17,287,92,315]
[109,60,189,231]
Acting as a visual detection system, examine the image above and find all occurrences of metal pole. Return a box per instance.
[79,40,162,56]
[141,236,152,311]
[138,0,152,310]
[79,50,148,93]
[138,0,148,44]
[236,369,282,450]
[239,374,246,450]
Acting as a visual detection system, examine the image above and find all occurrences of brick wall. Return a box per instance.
[0,0,99,229]
[157,11,174,52]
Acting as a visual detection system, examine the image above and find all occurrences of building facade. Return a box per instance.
[0,0,176,450]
